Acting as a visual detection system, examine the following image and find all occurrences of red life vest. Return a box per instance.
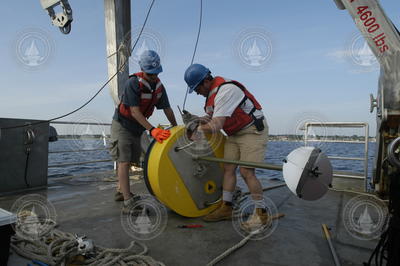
[204,76,262,136]
[118,72,164,120]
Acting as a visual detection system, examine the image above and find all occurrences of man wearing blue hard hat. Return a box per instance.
[110,50,177,213]
[184,63,270,230]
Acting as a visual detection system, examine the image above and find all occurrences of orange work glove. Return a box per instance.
[150,127,171,143]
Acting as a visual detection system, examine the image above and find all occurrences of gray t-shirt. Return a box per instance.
[113,75,171,134]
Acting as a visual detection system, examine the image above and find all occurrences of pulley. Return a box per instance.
[387,137,400,168]
[40,0,73,34]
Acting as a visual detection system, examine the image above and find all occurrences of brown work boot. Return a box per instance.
[242,209,285,231]
[242,208,271,231]
[203,201,233,222]
[122,194,143,214]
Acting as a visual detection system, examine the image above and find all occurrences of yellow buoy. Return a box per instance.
[143,126,225,217]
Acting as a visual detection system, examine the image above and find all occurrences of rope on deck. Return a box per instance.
[206,228,263,266]
[207,183,287,266]
[10,220,165,266]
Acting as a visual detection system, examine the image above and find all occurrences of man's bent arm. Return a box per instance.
[130,106,154,130]
[199,117,226,133]
[163,107,178,126]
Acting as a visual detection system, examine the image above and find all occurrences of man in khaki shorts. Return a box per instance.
[111,50,177,213]
[183,64,269,229]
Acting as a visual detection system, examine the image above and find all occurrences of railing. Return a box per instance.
[48,121,114,171]
[303,122,369,192]
[47,121,371,193]
[51,121,112,126]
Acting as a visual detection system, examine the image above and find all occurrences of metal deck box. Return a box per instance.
[0,118,49,194]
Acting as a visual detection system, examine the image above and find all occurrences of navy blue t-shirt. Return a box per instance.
[113,75,171,134]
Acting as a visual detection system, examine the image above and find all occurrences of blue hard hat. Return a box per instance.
[184,64,210,93]
[139,50,163,74]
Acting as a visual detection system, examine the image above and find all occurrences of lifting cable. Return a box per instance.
[182,0,203,111]
[0,0,156,131]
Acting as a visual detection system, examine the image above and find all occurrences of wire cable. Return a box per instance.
[182,0,203,110]
[23,148,31,188]
[0,0,156,131]
[364,169,400,266]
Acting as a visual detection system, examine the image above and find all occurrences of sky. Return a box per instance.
[1,0,399,136]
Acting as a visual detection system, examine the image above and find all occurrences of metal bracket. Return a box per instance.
[75,235,94,255]
[24,129,35,145]
[332,0,346,10]
[168,136,223,210]
[193,161,209,178]
[40,0,73,34]
[370,93,378,113]
[296,148,321,198]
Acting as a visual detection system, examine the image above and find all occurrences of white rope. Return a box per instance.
[10,221,165,266]
[206,228,262,266]
[207,183,286,266]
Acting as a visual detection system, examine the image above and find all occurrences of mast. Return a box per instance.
[104,0,131,106]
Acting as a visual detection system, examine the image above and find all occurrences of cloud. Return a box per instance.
[326,47,380,74]
[326,49,351,62]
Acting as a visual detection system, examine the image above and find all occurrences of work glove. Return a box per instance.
[182,110,198,125]
[150,127,171,143]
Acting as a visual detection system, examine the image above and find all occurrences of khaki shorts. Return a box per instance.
[109,120,142,164]
[224,121,269,164]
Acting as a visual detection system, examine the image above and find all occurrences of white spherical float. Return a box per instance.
[283,146,333,201]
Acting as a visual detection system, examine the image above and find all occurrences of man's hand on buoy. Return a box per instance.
[150,127,171,143]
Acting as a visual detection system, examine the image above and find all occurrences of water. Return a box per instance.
[259,141,375,180]
[49,139,376,181]
[48,139,113,178]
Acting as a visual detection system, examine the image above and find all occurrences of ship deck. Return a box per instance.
[0,171,380,266]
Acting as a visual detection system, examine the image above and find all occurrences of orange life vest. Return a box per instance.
[118,72,164,120]
[204,76,262,136]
